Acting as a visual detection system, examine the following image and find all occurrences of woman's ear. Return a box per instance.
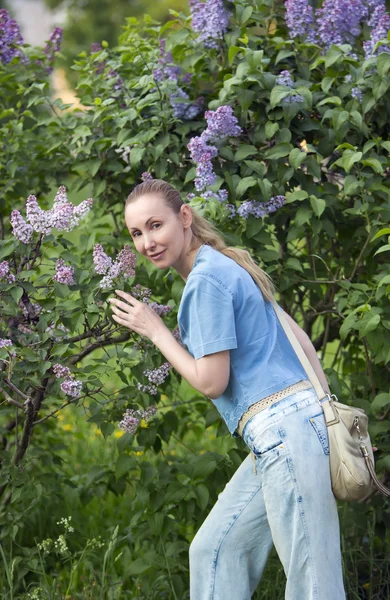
[180,204,193,230]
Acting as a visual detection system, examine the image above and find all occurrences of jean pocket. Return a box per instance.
[309,412,329,455]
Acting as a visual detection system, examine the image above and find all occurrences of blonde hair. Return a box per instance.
[126,179,275,302]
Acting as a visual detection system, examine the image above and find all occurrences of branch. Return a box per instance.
[0,386,24,409]
[362,337,376,396]
[348,231,371,282]
[69,331,131,364]
[3,378,31,401]
[33,399,74,426]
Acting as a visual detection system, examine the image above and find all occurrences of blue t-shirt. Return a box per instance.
[178,244,309,436]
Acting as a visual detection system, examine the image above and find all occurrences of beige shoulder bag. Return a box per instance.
[272,300,390,502]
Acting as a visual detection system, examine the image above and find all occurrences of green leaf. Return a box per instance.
[236,177,257,198]
[245,216,263,238]
[294,206,312,226]
[265,143,292,160]
[374,244,390,256]
[317,96,342,107]
[286,257,303,272]
[377,53,390,77]
[130,147,145,169]
[310,196,326,218]
[359,314,381,337]
[127,558,151,576]
[270,86,291,108]
[237,89,255,111]
[360,158,384,174]
[289,148,307,170]
[372,228,390,240]
[239,6,253,25]
[265,121,279,139]
[115,454,136,479]
[343,175,360,196]
[378,274,390,288]
[195,484,209,510]
[324,46,343,68]
[10,286,23,304]
[371,393,390,411]
[339,313,359,340]
[228,46,242,64]
[275,49,294,64]
[381,141,390,152]
[234,145,258,161]
[244,161,267,177]
[285,190,308,204]
[343,151,362,173]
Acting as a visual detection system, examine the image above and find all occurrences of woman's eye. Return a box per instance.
[152,223,161,229]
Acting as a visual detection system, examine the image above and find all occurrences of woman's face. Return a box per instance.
[124,193,192,269]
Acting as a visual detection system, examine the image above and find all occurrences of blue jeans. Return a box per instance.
[189,387,346,599]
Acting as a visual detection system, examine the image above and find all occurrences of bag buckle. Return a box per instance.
[322,394,340,426]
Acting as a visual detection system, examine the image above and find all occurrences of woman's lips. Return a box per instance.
[150,249,166,260]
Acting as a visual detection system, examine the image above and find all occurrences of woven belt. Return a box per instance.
[236,380,312,437]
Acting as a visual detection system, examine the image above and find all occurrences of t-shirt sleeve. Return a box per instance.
[179,273,237,360]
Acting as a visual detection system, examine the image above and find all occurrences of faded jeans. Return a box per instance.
[189,386,346,599]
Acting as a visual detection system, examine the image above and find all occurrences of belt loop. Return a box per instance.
[251,451,257,476]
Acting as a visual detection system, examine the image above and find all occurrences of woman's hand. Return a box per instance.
[108,290,168,343]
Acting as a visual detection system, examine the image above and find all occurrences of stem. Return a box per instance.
[362,337,376,396]
[0,387,25,409]
[3,378,31,401]
[159,534,178,600]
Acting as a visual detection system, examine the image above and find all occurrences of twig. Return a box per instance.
[32,399,74,426]
[0,386,25,410]
[3,379,30,401]
[348,231,371,281]
[69,332,131,364]
[362,337,376,396]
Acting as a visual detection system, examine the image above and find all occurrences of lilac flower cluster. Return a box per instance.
[93,244,136,290]
[363,5,390,57]
[0,338,13,349]
[189,0,232,49]
[119,405,157,434]
[188,105,242,192]
[43,27,63,73]
[285,0,389,52]
[141,172,153,182]
[90,43,125,97]
[275,70,304,104]
[144,362,170,385]
[11,187,93,244]
[45,322,70,341]
[187,189,229,202]
[225,204,237,219]
[351,87,363,102]
[0,9,24,64]
[53,363,83,398]
[0,260,16,284]
[53,259,76,286]
[131,284,172,317]
[154,39,203,121]
[237,195,286,219]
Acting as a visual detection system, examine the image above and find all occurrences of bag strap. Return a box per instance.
[271,300,326,400]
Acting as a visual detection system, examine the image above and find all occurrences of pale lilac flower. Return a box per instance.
[0,260,15,283]
[137,382,158,395]
[10,210,33,244]
[351,87,363,102]
[90,42,102,53]
[0,338,13,348]
[148,302,173,317]
[45,322,70,341]
[131,284,152,301]
[189,0,232,48]
[344,74,353,82]
[119,411,140,434]
[53,364,72,379]
[285,0,316,42]
[61,378,83,398]
[276,70,294,87]
[237,195,286,219]
[225,203,236,218]
[93,244,113,275]
[141,172,153,182]
[203,106,242,143]
[116,245,136,278]
[53,259,76,285]
[144,362,170,385]
[17,324,34,335]
[0,9,24,64]
[283,92,305,104]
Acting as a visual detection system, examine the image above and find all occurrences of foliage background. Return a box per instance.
[0,0,390,598]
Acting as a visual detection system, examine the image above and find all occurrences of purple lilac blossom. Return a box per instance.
[141,172,153,182]
[43,27,63,73]
[189,0,232,48]
[16,187,93,240]
[93,244,136,290]
[53,259,76,285]
[0,338,13,349]
[154,39,203,120]
[61,378,83,398]
[143,362,170,385]
[10,211,34,244]
[0,260,16,283]
[363,5,390,56]
[187,106,241,192]
[285,0,316,42]
[119,405,157,433]
[53,364,72,378]
[283,92,305,104]
[225,203,237,218]
[276,70,294,87]
[351,87,363,101]
[316,0,368,49]
[0,9,24,64]
[137,383,158,395]
[237,195,286,219]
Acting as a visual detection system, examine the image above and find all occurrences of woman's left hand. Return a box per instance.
[108,290,167,342]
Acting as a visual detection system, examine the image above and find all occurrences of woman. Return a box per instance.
[108,179,345,600]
